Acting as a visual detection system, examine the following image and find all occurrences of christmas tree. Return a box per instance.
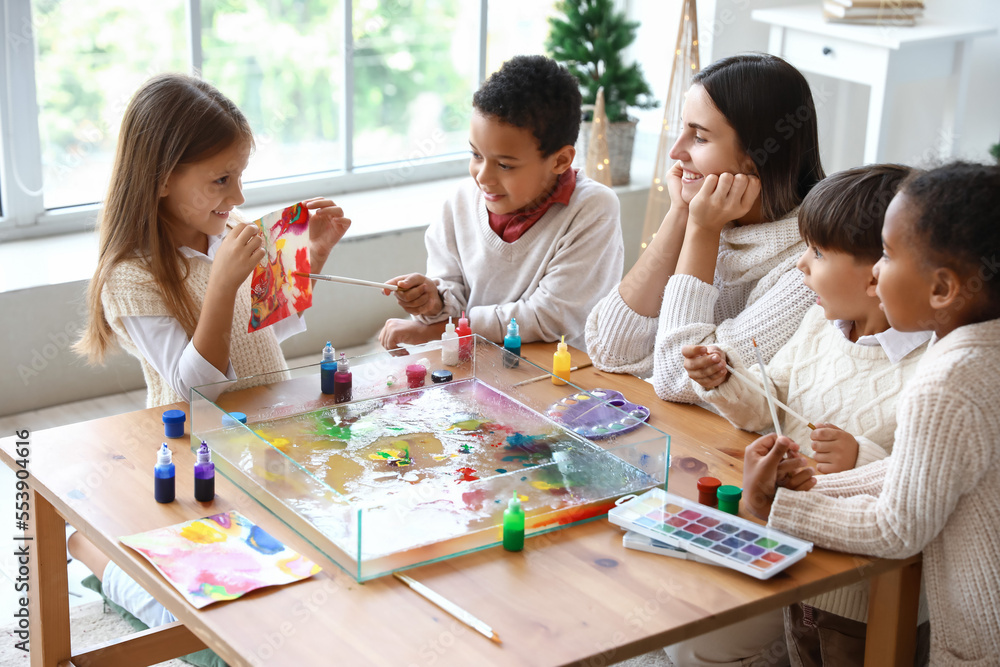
[547,0,657,123]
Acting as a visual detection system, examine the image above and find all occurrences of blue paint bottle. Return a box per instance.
[334,352,352,403]
[321,341,337,395]
[503,318,521,368]
[154,443,175,504]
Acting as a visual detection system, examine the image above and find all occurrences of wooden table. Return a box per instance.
[2,342,920,666]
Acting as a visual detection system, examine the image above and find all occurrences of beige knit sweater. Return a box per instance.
[696,304,929,623]
[585,212,814,404]
[769,318,1000,665]
[102,257,287,407]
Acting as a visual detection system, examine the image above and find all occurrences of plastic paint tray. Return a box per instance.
[608,487,813,580]
[547,388,650,440]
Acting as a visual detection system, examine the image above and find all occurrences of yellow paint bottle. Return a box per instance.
[552,335,571,385]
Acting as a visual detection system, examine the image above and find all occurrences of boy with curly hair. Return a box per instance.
[378,55,624,352]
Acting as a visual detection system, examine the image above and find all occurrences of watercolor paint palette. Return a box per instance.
[608,487,812,580]
[546,388,650,440]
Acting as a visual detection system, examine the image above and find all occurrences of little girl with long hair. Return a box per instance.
[71,72,350,632]
[586,54,825,405]
[75,73,350,407]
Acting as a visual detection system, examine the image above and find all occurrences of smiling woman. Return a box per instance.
[586,53,825,408]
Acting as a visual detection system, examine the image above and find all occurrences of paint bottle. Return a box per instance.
[697,476,722,508]
[154,443,175,504]
[552,335,571,385]
[162,409,186,438]
[406,362,427,389]
[441,317,459,366]
[456,310,473,362]
[717,485,742,515]
[321,342,337,395]
[502,491,525,552]
[503,318,521,368]
[194,441,215,502]
[334,352,353,403]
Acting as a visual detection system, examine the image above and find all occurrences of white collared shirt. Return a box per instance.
[121,234,306,401]
[833,319,932,364]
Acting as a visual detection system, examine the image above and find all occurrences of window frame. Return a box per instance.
[0,0,489,242]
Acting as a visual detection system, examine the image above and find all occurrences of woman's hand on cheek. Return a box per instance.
[666,161,690,210]
[688,172,761,233]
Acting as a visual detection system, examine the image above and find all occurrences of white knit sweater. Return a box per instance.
[414,175,624,352]
[769,318,1000,665]
[696,304,929,623]
[102,257,288,407]
[585,212,814,404]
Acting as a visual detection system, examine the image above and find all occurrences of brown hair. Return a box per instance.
[74,73,254,364]
[693,54,826,222]
[798,164,912,264]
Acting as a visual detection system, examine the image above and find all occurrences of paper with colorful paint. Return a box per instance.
[248,203,312,332]
[120,511,321,609]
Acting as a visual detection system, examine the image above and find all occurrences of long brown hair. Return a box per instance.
[693,54,825,222]
[74,73,254,364]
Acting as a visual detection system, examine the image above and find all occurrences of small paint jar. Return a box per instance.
[162,410,186,438]
[431,369,453,384]
[221,411,248,427]
[405,363,427,389]
[697,477,722,507]
[717,485,742,515]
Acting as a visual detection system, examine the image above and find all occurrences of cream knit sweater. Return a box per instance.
[769,318,1000,665]
[585,212,814,404]
[414,175,624,352]
[696,304,929,623]
[102,257,287,407]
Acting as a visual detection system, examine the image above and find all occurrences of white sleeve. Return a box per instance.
[120,316,236,402]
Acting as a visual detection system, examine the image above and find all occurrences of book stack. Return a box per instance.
[822,0,924,26]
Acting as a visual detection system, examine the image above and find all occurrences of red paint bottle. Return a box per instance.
[697,477,721,507]
[334,352,352,402]
[456,310,472,362]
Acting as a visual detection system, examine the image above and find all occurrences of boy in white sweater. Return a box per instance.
[377,55,623,352]
[675,165,931,666]
[744,162,1000,666]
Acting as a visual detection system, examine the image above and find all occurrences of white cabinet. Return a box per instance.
[752,5,995,164]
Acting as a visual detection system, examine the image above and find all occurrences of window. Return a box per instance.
[0,0,558,240]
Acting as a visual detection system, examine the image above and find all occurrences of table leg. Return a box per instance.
[28,490,71,667]
[864,559,921,667]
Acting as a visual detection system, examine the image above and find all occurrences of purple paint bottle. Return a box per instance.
[334,352,352,403]
[321,342,337,395]
[194,441,215,502]
[154,443,175,504]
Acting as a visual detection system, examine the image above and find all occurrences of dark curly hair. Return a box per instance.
[472,55,581,157]
[900,161,1000,314]
[798,164,912,264]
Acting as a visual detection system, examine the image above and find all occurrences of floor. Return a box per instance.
[0,347,377,620]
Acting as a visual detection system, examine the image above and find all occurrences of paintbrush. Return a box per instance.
[752,338,783,437]
[725,364,816,430]
[294,271,398,292]
[393,572,502,644]
[511,363,592,387]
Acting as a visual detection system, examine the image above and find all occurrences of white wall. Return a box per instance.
[628,0,1000,173]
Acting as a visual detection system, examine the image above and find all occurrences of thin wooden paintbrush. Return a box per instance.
[725,364,816,430]
[752,338,784,437]
[394,572,502,644]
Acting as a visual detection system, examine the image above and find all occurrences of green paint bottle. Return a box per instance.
[503,491,524,552]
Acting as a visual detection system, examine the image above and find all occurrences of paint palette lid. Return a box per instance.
[608,487,813,580]
[162,409,186,424]
[546,389,650,440]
